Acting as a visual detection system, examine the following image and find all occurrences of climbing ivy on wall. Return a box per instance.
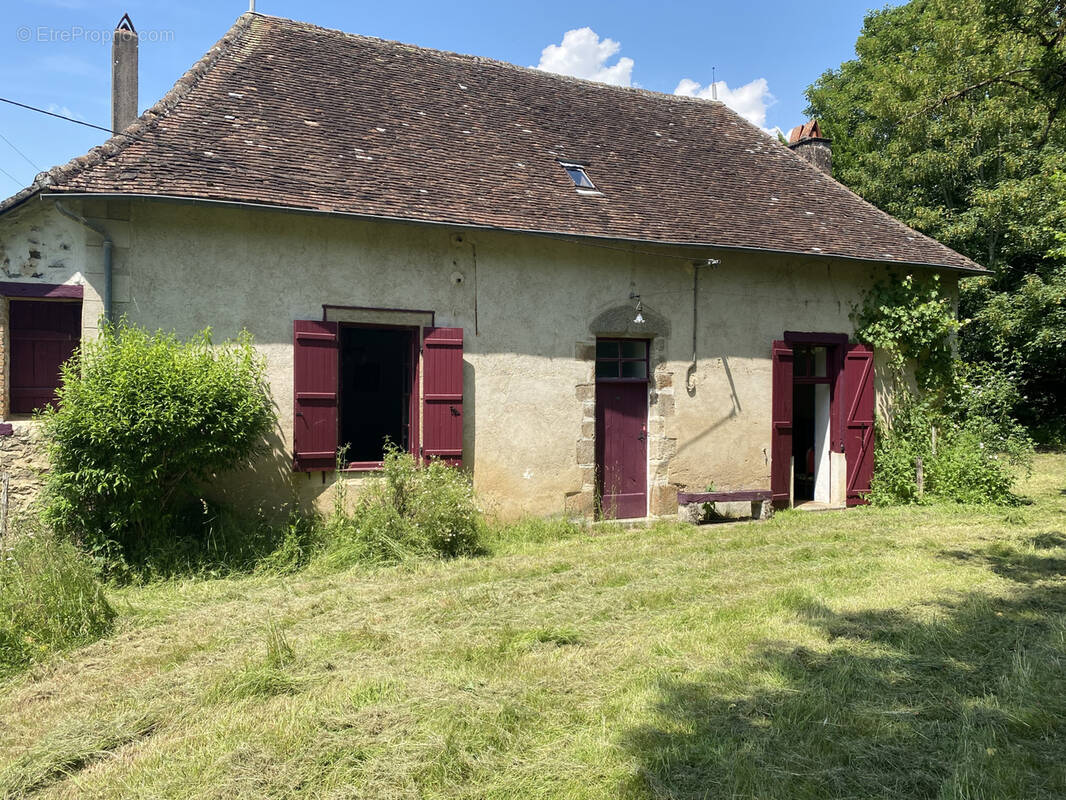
[851,273,959,394]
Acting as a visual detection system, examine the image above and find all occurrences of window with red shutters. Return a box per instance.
[422,327,463,466]
[9,299,81,414]
[293,320,463,471]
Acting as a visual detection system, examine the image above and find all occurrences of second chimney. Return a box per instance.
[111,14,138,134]
[787,120,832,176]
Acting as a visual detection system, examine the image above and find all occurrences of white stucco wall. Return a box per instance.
[0,196,961,519]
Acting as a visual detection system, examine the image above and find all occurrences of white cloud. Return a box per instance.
[46,103,84,121]
[673,77,777,134]
[534,30,779,135]
[534,28,634,87]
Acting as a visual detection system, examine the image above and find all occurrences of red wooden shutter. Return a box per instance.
[843,344,875,506]
[422,327,464,466]
[770,340,794,509]
[293,320,339,471]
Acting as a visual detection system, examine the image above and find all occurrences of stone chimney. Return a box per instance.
[787,120,832,176]
[111,14,138,134]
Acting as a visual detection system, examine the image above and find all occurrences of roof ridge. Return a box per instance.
[0,13,256,214]
[251,13,733,111]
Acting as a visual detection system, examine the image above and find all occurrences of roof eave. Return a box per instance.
[33,189,988,275]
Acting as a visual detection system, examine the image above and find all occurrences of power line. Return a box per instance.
[0,132,40,178]
[0,95,228,168]
[0,97,113,136]
[0,130,41,173]
[0,164,24,189]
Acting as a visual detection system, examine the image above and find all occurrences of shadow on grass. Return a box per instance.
[619,548,1066,799]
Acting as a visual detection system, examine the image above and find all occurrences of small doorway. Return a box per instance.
[791,345,833,504]
[594,338,649,519]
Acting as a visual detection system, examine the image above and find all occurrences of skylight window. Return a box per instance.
[560,161,596,190]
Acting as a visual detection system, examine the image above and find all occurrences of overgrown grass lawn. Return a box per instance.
[3,456,1066,799]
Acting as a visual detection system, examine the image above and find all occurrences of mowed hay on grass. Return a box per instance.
[1,456,1065,798]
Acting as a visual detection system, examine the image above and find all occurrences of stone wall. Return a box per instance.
[0,297,7,418]
[0,422,47,529]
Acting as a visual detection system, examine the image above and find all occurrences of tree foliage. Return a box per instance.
[41,322,276,565]
[807,0,1066,439]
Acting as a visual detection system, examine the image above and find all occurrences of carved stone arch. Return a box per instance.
[588,302,671,339]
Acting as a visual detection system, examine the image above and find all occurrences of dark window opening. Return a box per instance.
[595,338,649,381]
[792,383,816,503]
[9,299,81,414]
[339,326,414,464]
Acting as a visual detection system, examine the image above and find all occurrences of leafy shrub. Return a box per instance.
[0,523,115,676]
[962,267,1066,445]
[853,273,1035,506]
[40,321,275,572]
[317,446,481,568]
[870,389,1030,506]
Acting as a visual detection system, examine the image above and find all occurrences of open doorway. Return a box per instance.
[771,334,875,509]
[792,344,833,505]
[338,326,416,464]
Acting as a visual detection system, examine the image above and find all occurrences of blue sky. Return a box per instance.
[0,0,892,195]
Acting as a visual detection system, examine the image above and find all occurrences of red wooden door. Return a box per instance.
[843,344,875,506]
[596,382,647,519]
[9,300,80,413]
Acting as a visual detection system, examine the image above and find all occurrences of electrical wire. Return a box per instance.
[0,95,253,170]
[0,97,114,135]
[0,163,24,189]
[0,130,40,173]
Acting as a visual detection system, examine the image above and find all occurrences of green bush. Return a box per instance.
[0,523,115,676]
[870,390,1030,506]
[40,321,275,572]
[317,446,482,568]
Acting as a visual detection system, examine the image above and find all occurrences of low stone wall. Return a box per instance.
[0,421,47,530]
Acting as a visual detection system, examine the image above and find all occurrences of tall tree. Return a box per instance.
[807,0,1066,440]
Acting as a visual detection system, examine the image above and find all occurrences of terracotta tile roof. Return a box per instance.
[4,13,982,272]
